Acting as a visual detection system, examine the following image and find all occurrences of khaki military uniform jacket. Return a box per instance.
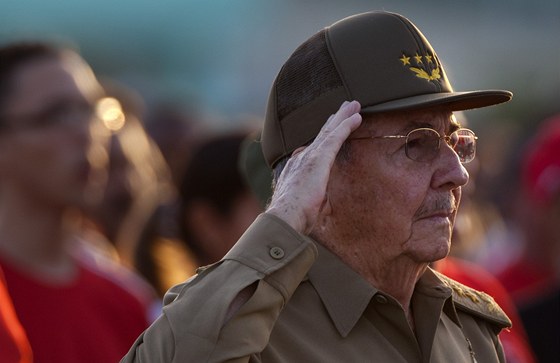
[122,213,511,362]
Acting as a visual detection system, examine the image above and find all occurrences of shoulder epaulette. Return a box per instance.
[434,270,512,329]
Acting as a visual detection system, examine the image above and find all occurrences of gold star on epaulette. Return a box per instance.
[400,54,411,65]
[425,55,433,63]
[414,53,423,64]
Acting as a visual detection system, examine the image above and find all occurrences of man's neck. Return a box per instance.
[0,202,79,283]
[336,245,425,310]
[312,227,427,315]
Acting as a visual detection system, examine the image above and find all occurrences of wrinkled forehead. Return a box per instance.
[359,108,458,135]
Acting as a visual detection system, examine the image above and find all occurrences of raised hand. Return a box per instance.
[266,100,362,235]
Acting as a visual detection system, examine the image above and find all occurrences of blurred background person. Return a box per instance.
[496,114,560,305]
[77,80,175,266]
[73,80,175,320]
[134,130,263,298]
[0,42,151,362]
[143,102,197,189]
[494,114,560,362]
[176,131,262,266]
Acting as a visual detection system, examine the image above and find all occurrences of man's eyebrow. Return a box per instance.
[449,122,461,133]
[449,115,462,133]
[396,120,433,134]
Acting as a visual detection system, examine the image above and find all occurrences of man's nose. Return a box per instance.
[431,143,470,190]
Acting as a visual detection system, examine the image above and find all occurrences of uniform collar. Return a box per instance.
[307,242,459,337]
[307,242,377,337]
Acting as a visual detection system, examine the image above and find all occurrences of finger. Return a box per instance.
[317,100,361,140]
[266,101,361,234]
[313,101,362,154]
[329,100,360,126]
[283,100,361,177]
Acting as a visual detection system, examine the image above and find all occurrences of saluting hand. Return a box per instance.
[266,100,362,235]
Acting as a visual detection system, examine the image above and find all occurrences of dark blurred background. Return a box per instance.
[3,0,559,247]
[2,0,559,255]
[2,0,558,126]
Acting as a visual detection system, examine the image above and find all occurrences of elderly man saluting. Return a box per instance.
[123,11,513,363]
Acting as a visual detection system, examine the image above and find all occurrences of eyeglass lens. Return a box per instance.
[405,128,476,163]
[452,129,476,163]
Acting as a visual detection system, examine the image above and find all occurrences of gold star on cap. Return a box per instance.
[400,52,442,82]
[399,54,411,65]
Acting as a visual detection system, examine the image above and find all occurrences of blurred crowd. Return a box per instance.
[0,41,558,363]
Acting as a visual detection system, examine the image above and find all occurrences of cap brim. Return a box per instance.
[360,90,512,114]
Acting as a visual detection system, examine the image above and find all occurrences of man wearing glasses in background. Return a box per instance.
[0,43,153,362]
[124,11,514,362]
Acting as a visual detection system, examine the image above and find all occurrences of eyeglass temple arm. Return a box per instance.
[348,135,407,140]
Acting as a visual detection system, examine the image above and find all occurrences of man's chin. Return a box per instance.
[405,237,451,264]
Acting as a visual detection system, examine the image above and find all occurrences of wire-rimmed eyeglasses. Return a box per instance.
[348,128,478,163]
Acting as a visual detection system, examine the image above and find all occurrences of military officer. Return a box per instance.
[122,11,513,363]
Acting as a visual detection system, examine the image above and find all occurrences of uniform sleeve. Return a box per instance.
[120,213,318,363]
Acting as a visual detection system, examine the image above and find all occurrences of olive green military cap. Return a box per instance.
[262,11,512,167]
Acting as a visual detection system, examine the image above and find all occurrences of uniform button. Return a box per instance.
[375,294,388,304]
[269,246,285,260]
